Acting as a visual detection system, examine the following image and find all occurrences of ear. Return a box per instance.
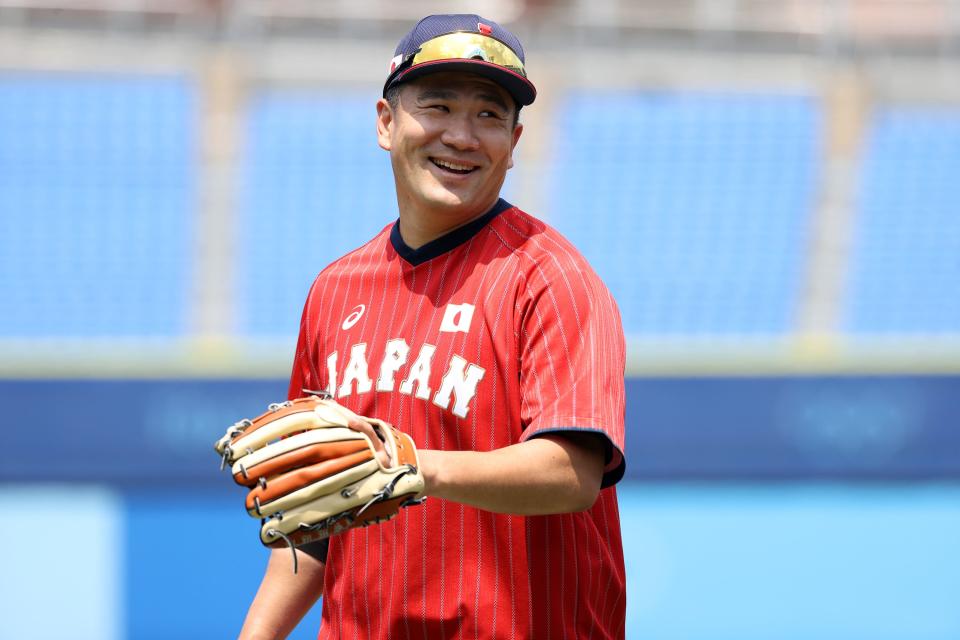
[376,98,393,151]
[507,122,523,170]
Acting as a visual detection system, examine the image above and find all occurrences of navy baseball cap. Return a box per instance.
[383,14,536,107]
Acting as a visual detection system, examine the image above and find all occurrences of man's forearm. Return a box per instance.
[238,548,325,640]
[417,433,605,515]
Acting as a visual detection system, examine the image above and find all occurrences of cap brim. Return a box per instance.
[391,59,536,107]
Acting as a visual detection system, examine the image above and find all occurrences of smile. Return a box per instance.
[430,157,477,174]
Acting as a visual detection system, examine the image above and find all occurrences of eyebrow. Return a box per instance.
[476,91,510,112]
[416,87,510,113]
[417,88,457,101]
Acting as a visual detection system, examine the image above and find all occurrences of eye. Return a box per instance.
[428,104,450,112]
[479,109,505,119]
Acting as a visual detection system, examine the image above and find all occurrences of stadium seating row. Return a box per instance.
[0,74,195,337]
[0,74,956,338]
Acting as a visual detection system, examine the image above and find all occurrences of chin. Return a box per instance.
[421,186,473,210]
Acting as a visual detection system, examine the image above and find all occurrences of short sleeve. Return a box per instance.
[516,252,627,488]
[287,283,323,401]
[287,327,313,401]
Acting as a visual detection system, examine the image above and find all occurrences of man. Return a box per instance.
[240,14,627,639]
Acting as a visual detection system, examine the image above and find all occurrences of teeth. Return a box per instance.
[433,158,474,172]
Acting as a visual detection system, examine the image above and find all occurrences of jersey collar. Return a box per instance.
[390,198,513,266]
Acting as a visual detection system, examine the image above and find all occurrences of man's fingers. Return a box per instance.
[345,416,393,467]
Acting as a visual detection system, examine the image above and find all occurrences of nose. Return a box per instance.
[440,113,480,151]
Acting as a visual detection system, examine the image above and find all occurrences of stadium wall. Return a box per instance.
[2,377,960,482]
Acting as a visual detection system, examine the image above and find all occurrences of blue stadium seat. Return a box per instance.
[0,73,195,338]
[546,91,820,337]
[237,92,397,337]
[845,108,960,335]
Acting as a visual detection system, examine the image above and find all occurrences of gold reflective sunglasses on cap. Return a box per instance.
[403,32,527,77]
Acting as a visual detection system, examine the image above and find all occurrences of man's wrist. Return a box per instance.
[417,449,444,498]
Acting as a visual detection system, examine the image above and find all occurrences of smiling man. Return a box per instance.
[238,14,627,640]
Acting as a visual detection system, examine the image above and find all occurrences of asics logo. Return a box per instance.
[341,304,365,330]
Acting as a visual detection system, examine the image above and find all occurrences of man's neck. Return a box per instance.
[396,198,500,249]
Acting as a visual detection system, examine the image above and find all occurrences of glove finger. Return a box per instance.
[259,475,421,545]
[219,397,356,463]
[245,452,376,515]
[261,495,410,547]
[230,427,368,480]
[312,399,364,425]
[229,410,331,457]
[259,455,425,520]
[232,438,370,487]
[248,459,381,517]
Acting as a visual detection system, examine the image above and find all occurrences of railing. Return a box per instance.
[0,0,957,53]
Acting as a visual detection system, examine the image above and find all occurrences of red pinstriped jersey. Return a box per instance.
[288,200,627,639]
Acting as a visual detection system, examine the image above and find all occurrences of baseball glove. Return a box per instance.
[214,393,425,570]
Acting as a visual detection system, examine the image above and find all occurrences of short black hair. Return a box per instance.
[384,83,521,128]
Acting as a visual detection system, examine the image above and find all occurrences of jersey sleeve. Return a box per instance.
[284,281,332,564]
[287,279,324,401]
[516,249,627,488]
[287,325,313,401]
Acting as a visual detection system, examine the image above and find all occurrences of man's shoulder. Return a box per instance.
[492,206,598,277]
[315,223,393,277]
[300,223,393,305]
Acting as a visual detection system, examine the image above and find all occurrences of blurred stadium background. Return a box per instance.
[1,1,959,638]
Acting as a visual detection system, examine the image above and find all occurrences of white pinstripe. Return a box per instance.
[500,215,588,419]
[476,239,520,638]
[436,238,482,640]
[308,239,367,636]
[413,260,434,640]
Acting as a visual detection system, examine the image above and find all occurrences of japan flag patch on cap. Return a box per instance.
[389,54,403,73]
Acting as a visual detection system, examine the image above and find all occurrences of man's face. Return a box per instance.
[377,72,523,221]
